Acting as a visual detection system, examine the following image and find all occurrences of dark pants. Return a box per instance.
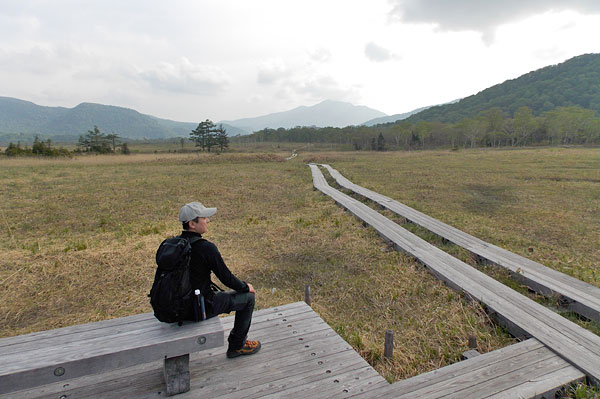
[207,291,255,351]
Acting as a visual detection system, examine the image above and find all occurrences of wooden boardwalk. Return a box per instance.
[321,163,600,323]
[3,302,387,399]
[355,338,584,399]
[309,164,600,386]
[3,302,586,399]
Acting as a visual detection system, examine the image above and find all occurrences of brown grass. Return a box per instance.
[7,149,594,382]
[326,147,600,288]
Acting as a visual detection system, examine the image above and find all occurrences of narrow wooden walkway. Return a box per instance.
[4,302,387,399]
[3,302,586,398]
[353,338,584,399]
[309,164,600,385]
[320,164,600,323]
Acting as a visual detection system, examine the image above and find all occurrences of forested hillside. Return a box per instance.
[235,105,600,150]
[0,97,196,140]
[405,53,600,123]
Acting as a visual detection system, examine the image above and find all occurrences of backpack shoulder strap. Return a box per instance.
[186,236,205,246]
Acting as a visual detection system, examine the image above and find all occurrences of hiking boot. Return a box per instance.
[226,340,261,358]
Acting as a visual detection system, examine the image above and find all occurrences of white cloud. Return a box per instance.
[291,75,360,103]
[309,48,332,63]
[257,58,290,85]
[0,43,84,74]
[1,1,600,122]
[389,0,600,43]
[364,42,397,62]
[138,57,232,95]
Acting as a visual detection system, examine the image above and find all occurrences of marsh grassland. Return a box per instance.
[1,148,598,383]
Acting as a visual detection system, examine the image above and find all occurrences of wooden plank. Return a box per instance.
[370,340,555,398]
[190,310,373,397]
[1,319,343,399]
[256,366,387,399]
[309,165,600,383]
[348,340,584,399]
[0,312,156,349]
[399,347,565,398]
[201,349,369,398]
[432,356,579,399]
[0,312,155,342]
[378,339,546,395]
[321,164,600,322]
[2,303,374,399]
[0,316,224,395]
[487,366,585,399]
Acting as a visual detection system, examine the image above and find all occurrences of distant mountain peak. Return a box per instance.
[220,100,386,132]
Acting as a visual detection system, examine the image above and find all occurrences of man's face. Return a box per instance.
[189,217,210,235]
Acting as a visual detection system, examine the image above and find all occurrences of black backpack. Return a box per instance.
[149,236,204,324]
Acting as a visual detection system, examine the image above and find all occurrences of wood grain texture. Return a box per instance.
[0,302,386,399]
[0,314,224,395]
[0,302,587,399]
[163,354,190,396]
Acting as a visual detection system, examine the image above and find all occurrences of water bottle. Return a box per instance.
[193,289,201,322]
[195,289,206,321]
[199,291,206,321]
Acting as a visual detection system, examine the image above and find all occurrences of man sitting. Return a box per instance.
[179,201,261,358]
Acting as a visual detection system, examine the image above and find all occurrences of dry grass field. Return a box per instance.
[1,147,598,386]
[315,147,599,288]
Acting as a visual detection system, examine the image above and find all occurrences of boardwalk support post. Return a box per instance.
[164,354,190,396]
[468,335,477,349]
[461,335,481,360]
[305,284,311,306]
[384,330,394,359]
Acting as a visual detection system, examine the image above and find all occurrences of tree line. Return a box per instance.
[4,137,72,157]
[232,105,600,150]
[76,126,130,154]
[3,120,231,157]
[3,126,131,157]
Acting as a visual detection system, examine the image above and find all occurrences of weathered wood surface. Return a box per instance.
[164,354,190,396]
[1,302,587,398]
[0,313,224,395]
[352,338,584,399]
[321,163,600,323]
[1,302,388,399]
[309,164,600,384]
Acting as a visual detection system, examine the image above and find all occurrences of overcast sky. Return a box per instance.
[1,1,600,122]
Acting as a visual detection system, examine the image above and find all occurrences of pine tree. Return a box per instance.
[105,133,121,152]
[376,132,386,151]
[190,119,216,151]
[215,124,229,152]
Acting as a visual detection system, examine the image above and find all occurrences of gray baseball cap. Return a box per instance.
[178,202,217,222]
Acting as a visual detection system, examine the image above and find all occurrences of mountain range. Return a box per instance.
[220,100,386,132]
[2,52,599,141]
[0,97,197,140]
[0,97,389,141]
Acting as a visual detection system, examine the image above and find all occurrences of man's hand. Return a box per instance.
[247,283,256,294]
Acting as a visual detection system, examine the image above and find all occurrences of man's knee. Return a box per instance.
[240,292,255,310]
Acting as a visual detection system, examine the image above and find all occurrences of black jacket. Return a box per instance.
[180,231,249,302]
